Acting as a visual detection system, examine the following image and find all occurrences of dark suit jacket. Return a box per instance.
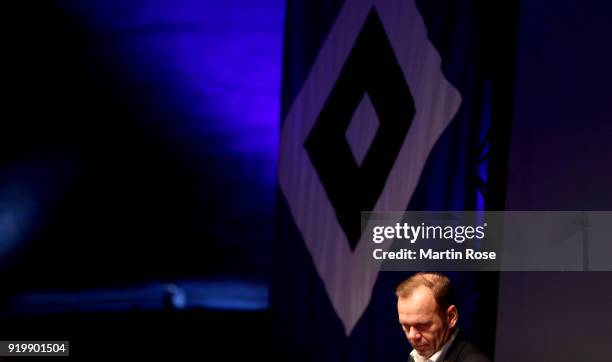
[409,332,491,362]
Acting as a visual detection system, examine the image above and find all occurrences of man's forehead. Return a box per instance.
[397,285,438,316]
[398,313,431,325]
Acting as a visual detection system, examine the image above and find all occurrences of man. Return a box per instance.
[396,272,491,362]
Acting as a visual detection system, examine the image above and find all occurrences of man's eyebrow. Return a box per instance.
[399,320,430,326]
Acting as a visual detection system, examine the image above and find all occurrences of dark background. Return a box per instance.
[1,0,282,290]
[1,0,282,358]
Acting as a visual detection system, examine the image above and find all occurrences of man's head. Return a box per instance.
[396,272,458,358]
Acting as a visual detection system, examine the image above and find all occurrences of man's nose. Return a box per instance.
[407,327,421,341]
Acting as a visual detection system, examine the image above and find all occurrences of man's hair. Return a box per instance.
[395,272,457,312]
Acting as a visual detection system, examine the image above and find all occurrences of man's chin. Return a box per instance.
[413,346,432,357]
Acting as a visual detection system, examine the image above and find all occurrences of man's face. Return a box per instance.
[397,286,457,358]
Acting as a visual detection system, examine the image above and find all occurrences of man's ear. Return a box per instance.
[446,305,458,328]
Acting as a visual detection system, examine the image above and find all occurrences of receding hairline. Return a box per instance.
[395,272,456,311]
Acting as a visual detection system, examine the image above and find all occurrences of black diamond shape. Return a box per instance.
[305,8,416,250]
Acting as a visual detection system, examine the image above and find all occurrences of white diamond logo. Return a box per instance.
[278,0,462,336]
